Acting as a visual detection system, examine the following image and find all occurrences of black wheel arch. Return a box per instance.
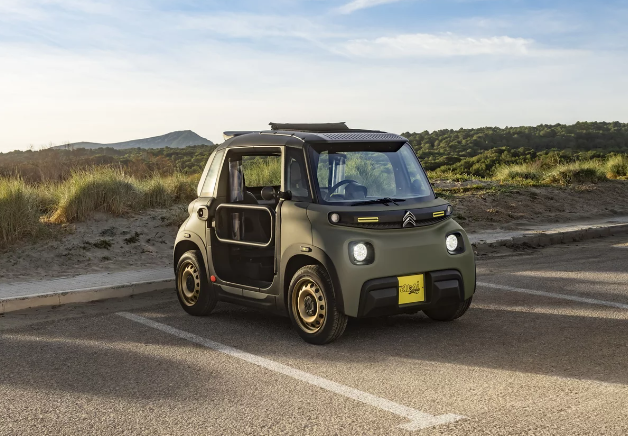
[173,234,209,281]
[280,246,345,315]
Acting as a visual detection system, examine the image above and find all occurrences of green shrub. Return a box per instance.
[164,172,197,203]
[606,155,628,179]
[542,162,607,185]
[494,163,543,181]
[137,176,172,209]
[0,178,44,247]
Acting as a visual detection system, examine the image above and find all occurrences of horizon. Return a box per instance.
[1,0,627,152]
[2,119,628,154]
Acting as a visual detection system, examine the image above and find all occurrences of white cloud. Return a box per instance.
[335,0,403,15]
[338,32,536,57]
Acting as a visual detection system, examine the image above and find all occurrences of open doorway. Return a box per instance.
[211,148,282,288]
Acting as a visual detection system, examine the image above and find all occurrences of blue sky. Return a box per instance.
[0,0,627,151]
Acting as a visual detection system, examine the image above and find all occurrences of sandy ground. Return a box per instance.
[0,206,187,284]
[438,180,628,233]
[1,180,627,283]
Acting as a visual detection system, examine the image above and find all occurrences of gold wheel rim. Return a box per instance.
[178,261,201,307]
[292,278,326,333]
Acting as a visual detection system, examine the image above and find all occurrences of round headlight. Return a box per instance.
[330,213,340,223]
[353,243,368,262]
[446,234,458,252]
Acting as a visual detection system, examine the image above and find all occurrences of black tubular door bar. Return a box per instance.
[215,203,274,248]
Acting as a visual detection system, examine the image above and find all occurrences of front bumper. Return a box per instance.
[357,269,467,317]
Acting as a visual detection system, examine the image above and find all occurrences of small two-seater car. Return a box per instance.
[174,123,475,344]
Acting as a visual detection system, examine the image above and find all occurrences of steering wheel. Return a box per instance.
[328,179,359,195]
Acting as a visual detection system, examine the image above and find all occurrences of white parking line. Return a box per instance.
[478,282,628,310]
[117,312,465,431]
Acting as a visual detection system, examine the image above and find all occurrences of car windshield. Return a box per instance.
[309,143,433,205]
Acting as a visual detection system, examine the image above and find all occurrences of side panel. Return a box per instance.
[280,201,312,254]
[277,201,312,311]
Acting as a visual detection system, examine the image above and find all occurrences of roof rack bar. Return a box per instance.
[269,122,349,132]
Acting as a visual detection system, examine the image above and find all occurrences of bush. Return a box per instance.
[606,155,628,179]
[542,162,607,185]
[49,169,139,223]
[164,172,197,203]
[494,163,543,181]
[47,168,200,223]
[137,176,172,209]
[0,178,44,247]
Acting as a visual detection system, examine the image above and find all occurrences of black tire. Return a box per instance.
[423,297,472,321]
[176,250,218,316]
[287,265,348,345]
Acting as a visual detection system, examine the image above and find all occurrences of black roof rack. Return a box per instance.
[269,122,350,132]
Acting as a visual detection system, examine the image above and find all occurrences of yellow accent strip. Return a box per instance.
[357,217,379,223]
[433,211,445,217]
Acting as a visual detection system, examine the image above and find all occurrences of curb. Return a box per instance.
[2,223,627,314]
[473,223,628,255]
[0,279,174,315]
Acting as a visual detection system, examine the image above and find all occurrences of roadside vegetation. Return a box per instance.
[1,121,628,247]
[0,169,196,248]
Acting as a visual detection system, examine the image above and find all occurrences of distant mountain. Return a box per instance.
[56,130,213,150]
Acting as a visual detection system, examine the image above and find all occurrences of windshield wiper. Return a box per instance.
[351,197,406,206]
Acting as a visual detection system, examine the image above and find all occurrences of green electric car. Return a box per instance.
[173,123,475,344]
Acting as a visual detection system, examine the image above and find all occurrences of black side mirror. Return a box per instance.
[197,205,209,221]
[277,190,292,200]
[261,186,276,201]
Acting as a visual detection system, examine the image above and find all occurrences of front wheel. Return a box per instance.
[176,250,218,316]
[423,297,472,321]
[288,265,348,345]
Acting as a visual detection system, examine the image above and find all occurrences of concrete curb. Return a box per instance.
[0,279,174,315]
[473,223,628,255]
[2,223,627,314]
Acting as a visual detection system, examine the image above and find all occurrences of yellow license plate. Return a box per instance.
[398,274,425,305]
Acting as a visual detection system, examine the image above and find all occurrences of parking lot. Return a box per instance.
[1,236,627,435]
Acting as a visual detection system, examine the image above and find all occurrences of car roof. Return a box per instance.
[218,123,407,150]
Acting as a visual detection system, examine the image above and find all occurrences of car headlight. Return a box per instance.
[446,232,465,254]
[353,243,368,261]
[348,241,374,265]
[446,234,458,251]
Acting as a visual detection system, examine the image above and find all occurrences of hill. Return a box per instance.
[56,130,213,150]
[403,121,628,176]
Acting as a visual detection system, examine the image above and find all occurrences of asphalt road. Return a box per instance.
[1,236,627,435]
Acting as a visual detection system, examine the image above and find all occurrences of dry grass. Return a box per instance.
[494,160,613,185]
[542,161,607,185]
[494,163,543,182]
[0,168,198,249]
[49,169,138,223]
[48,168,198,224]
[606,155,628,179]
[0,178,44,247]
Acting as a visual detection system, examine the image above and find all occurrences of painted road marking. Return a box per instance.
[117,312,465,431]
[478,282,628,310]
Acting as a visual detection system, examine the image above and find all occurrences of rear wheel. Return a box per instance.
[423,297,472,321]
[288,265,348,345]
[176,250,218,316]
